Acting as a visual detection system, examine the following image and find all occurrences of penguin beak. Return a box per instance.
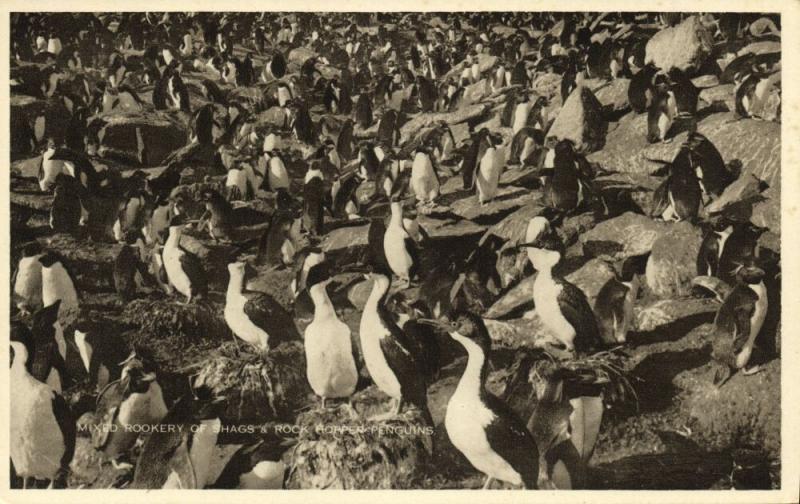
[140,372,157,383]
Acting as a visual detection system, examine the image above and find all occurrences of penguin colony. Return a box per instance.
[9,12,781,490]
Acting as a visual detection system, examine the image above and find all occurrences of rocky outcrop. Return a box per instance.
[581,212,668,261]
[645,15,714,72]
[95,111,188,167]
[547,85,608,152]
[645,222,704,297]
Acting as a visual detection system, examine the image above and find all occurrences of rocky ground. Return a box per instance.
[10,12,781,490]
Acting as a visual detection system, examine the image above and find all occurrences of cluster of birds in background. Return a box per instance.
[9,11,780,491]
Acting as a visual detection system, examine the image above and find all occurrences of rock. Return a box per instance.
[591,78,631,112]
[484,316,546,349]
[11,95,71,154]
[321,223,370,265]
[177,231,238,291]
[37,233,121,292]
[567,258,616,304]
[691,75,719,88]
[531,72,562,100]
[581,212,669,261]
[704,172,767,215]
[589,112,780,189]
[547,85,608,153]
[449,185,534,223]
[737,40,781,57]
[399,103,490,144]
[633,297,717,333]
[256,106,289,128]
[443,53,498,82]
[95,111,188,167]
[699,84,736,112]
[683,359,780,462]
[645,15,714,72]
[751,189,780,235]
[645,221,704,297]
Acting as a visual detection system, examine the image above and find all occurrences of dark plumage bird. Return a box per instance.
[421,312,539,489]
[197,188,270,242]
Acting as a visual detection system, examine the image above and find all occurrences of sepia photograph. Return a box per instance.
[3,4,795,500]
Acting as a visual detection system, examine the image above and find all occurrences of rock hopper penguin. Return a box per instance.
[543,139,596,213]
[132,387,226,489]
[518,217,602,354]
[225,261,300,351]
[697,219,765,286]
[211,436,292,489]
[10,340,75,489]
[711,264,769,386]
[39,252,80,329]
[113,230,151,303]
[410,144,440,205]
[593,256,645,345]
[420,312,538,489]
[476,132,505,205]
[29,300,68,394]
[303,261,359,407]
[355,261,433,425]
[303,160,326,236]
[92,351,169,470]
[383,200,421,287]
[163,215,208,303]
[648,153,702,222]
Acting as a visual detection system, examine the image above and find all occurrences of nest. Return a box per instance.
[532,347,639,407]
[123,299,231,370]
[191,341,310,426]
[287,403,432,489]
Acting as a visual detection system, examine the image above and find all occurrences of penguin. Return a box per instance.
[211,437,291,489]
[330,170,365,220]
[267,51,287,80]
[166,71,191,112]
[377,109,402,148]
[113,186,147,242]
[383,200,420,287]
[697,220,765,285]
[543,139,595,213]
[197,188,270,243]
[92,352,169,469]
[132,387,225,489]
[162,215,208,303]
[358,142,382,180]
[648,155,702,222]
[265,150,291,192]
[510,126,545,167]
[10,340,75,489]
[39,252,79,329]
[225,261,299,351]
[526,358,602,489]
[29,300,68,394]
[257,191,303,267]
[646,80,677,144]
[113,230,151,303]
[458,128,492,191]
[356,261,433,425]
[38,139,66,192]
[13,242,44,314]
[50,173,84,235]
[355,92,373,130]
[734,67,781,120]
[410,144,440,204]
[678,131,737,202]
[303,261,359,407]
[476,133,504,205]
[518,217,602,354]
[225,161,256,201]
[71,321,127,390]
[594,256,644,345]
[711,264,769,386]
[420,312,538,489]
[303,161,326,236]
[291,101,316,144]
[336,119,356,162]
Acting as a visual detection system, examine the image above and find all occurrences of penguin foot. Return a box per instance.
[661,138,673,144]
[741,365,763,376]
[111,459,134,471]
[482,476,494,489]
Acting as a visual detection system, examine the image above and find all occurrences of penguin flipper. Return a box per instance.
[51,390,77,475]
[167,438,198,489]
[557,280,602,352]
[177,247,208,297]
[483,393,540,489]
[731,294,757,355]
[378,323,431,421]
[650,179,670,218]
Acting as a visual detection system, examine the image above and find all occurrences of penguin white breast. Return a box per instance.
[118,382,168,427]
[10,375,65,480]
[239,461,285,489]
[384,224,413,278]
[512,102,533,134]
[162,246,193,298]
[359,310,403,399]
[533,276,576,349]
[304,317,358,398]
[277,87,291,107]
[304,168,323,185]
[33,115,46,144]
[189,419,220,488]
[42,264,79,325]
[226,169,248,194]
[224,293,270,348]
[268,158,290,190]
[740,282,768,368]
[445,385,522,485]
[14,256,43,310]
[411,153,438,200]
[477,147,502,202]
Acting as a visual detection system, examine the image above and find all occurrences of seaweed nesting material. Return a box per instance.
[123,299,231,370]
[191,341,310,425]
[287,403,433,489]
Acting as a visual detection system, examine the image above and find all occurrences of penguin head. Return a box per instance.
[168,213,188,230]
[38,251,65,269]
[305,261,336,291]
[191,385,227,420]
[734,264,766,285]
[32,299,61,335]
[20,241,44,258]
[424,311,491,354]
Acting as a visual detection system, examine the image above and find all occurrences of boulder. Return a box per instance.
[484,316,546,349]
[737,40,781,57]
[633,297,717,333]
[37,233,121,292]
[321,223,370,265]
[547,85,608,153]
[10,95,71,154]
[531,72,562,100]
[645,15,714,72]
[443,53,498,82]
[699,84,736,113]
[95,111,188,167]
[581,212,669,261]
[449,185,534,223]
[704,171,768,216]
[592,78,631,112]
[399,103,490,144]
[589,113,780,189]
[645,221,704,297]
[683,359,780,462]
